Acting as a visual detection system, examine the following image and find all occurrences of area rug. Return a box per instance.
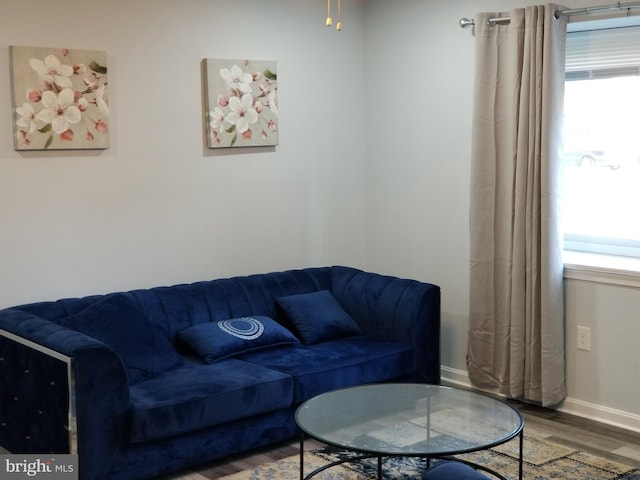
[218,434,640,480]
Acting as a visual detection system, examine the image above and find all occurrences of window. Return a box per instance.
[563,19,640,265]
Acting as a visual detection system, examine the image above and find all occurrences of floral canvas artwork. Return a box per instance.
[204,59,278,148]
[10,46,109,150]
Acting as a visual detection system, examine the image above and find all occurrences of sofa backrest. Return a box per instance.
[129,267,333,340]
[14,267,334,341]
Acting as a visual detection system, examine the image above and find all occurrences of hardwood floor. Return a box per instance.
[171,400,640,478]
[511,401,640,468]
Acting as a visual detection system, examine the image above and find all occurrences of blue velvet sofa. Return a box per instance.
[0,266,440,480]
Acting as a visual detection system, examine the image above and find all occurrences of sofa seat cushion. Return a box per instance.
[238,337,415,403]
[128,358,294,443]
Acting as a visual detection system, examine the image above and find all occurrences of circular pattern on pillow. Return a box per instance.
[218,317,265,339]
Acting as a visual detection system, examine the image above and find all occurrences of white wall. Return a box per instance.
[364,0,640,431]
[0,0,367,306]
[1,0,639,432]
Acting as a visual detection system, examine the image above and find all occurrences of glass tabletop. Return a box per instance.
[295,383,523,456]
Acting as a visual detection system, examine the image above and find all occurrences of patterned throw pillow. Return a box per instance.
[178,315,299,363]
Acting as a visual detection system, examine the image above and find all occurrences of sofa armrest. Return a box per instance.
[330,266,441,384]
[0,327,73,454]
[0,308,130,478]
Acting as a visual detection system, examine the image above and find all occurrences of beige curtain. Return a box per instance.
[467,5,567,407]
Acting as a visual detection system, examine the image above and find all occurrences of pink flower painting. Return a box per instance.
[10,46,109,150]
[204,59,278,148]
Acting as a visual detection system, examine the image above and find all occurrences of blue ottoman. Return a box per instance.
[423,461,492,480]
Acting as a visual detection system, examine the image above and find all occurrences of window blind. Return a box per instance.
[565,26,640,80]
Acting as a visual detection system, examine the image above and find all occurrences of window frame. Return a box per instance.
[562,16,640,284]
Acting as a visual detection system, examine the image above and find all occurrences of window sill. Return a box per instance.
[563,251,640,288]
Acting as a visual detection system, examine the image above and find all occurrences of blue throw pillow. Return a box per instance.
[276,290,363,345]
[178,316,300,363]
[423,461,491,480]
[64,294,183,384]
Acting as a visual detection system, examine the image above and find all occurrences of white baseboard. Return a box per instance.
[559,397,640,434]
[440,366,471,388]
[440,366,640,434]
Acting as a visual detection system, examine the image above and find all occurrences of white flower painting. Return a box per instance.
[204,59,278,148]
[10,46,109,150]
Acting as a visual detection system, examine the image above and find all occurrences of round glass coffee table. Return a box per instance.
[295,383,524,480]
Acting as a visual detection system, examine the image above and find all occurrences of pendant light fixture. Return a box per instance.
[326,0,342,31]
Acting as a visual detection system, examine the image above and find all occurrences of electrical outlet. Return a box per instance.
[577,326,591,351]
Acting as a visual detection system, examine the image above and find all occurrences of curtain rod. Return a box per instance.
[459,1,640,28]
